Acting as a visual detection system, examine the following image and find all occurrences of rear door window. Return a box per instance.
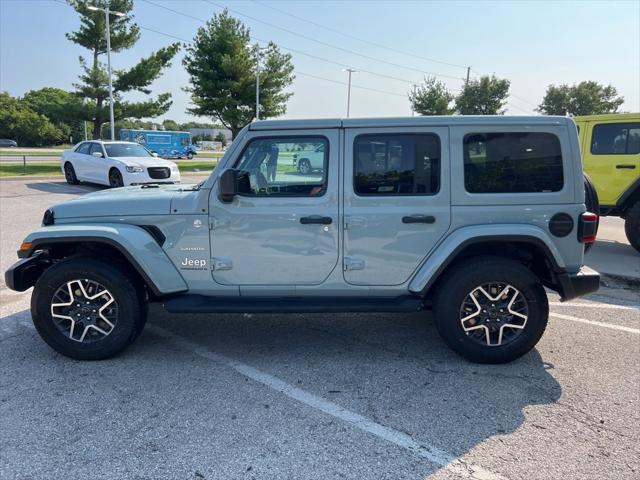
[591,123,640,154]
[463,132,564,193]
[353,134,440,195]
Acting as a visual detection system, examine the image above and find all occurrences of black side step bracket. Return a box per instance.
[163,294,423,314]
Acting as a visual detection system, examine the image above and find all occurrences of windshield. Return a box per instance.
[104,143,152,158]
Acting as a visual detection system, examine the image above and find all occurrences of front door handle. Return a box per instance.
[300,215,332,225]
[616,164,636,169]
[402,215,436,224]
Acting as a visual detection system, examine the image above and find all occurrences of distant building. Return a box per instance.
[189,127,232,142]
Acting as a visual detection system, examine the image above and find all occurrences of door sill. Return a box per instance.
[163,294,423,314]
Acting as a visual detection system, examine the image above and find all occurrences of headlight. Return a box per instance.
[126,165,144,173]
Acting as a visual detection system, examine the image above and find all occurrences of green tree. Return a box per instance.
[537,81,624,116]
[22,87,87,142]
[214,131,228,147]
[0,92,66,146]
[67,0,180,139]
[408,77,454,115]
[162,119,180,131]
[183,10,294,139]
[455,75,511,115]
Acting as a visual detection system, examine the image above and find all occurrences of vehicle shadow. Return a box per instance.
[2,307,562,478]
[25,181,106,195]
[143,308,562,476]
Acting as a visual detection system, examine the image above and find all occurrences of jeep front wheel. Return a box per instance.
[432,257,549,364]
[31,257,146,360]
[624,202,640,253]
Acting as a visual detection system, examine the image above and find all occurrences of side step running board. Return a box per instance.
[163,295,424,314]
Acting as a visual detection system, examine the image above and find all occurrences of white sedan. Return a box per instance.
[61,141,181,187]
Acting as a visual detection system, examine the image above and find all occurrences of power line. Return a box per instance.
[141,0,427,87]
[250,0,469,71]
[202,0,464,81]
[296,71,406,98]
[52,0,529,110]
[469,68,538,107]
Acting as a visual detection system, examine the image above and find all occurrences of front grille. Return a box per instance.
[147,167,170,179]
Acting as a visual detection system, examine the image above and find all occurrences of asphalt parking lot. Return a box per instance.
[1,179,639,480]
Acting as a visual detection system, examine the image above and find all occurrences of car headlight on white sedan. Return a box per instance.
[125,165,144,173]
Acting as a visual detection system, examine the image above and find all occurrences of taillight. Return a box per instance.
[578,212,598,243]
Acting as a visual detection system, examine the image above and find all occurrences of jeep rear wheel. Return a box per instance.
[624,202,640,253]
[432,257,548,364]
[31,257,146,360]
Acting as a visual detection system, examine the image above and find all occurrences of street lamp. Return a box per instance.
[255,44,269,121]
[87,4,126,140]
[342,68,357,118]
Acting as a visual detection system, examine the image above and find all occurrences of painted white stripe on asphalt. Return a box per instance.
[148,325,507,480]
[550,302,640,311]
[550,313,640,334]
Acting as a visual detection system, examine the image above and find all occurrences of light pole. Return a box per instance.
[255,45,269,121]
[411,84,418,116]
[87,4,125,140]
[342,68,357,118]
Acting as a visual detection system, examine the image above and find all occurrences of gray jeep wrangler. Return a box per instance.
[5,116,600,363]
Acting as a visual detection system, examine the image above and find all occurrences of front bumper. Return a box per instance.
[556,266,600,301]
[4,252,48,292]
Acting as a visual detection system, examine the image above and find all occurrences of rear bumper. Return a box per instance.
[556,266,600,301]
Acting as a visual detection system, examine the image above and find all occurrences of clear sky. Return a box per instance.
[1,0,639,123]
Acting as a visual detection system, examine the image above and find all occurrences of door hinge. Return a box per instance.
[343,256,365,271]
[210,217,231,230]
[211,257,233,271]
[344,216,366,230]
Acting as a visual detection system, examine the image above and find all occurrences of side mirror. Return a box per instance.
[92,151,103,158]
[151,152,158,157]
[219,168,237,203]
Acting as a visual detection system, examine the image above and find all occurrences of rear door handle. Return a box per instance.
[402,215,436,224]
[616,164,636,169]
[300,215,332,225]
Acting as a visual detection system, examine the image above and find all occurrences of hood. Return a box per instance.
[50,184,197,219]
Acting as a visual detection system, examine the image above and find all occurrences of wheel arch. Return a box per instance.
[15,224,188,297]
[617,177,640,214]
[409,227,567,299]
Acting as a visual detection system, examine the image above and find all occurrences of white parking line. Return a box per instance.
[148,324,507,480]
[550,302,640,311]
[550,313,640,334]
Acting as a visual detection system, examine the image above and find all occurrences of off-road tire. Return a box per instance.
[432,256,549,364]
[624,202,640,253]
[584,174,599,254]
[186,152,194,160]
[31,257,145,360]
[109,168,124,188]
[64,162,79,185]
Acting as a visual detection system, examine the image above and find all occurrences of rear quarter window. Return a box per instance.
[463,132,564,194]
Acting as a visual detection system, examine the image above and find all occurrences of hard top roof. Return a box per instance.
[249,115,572,131]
